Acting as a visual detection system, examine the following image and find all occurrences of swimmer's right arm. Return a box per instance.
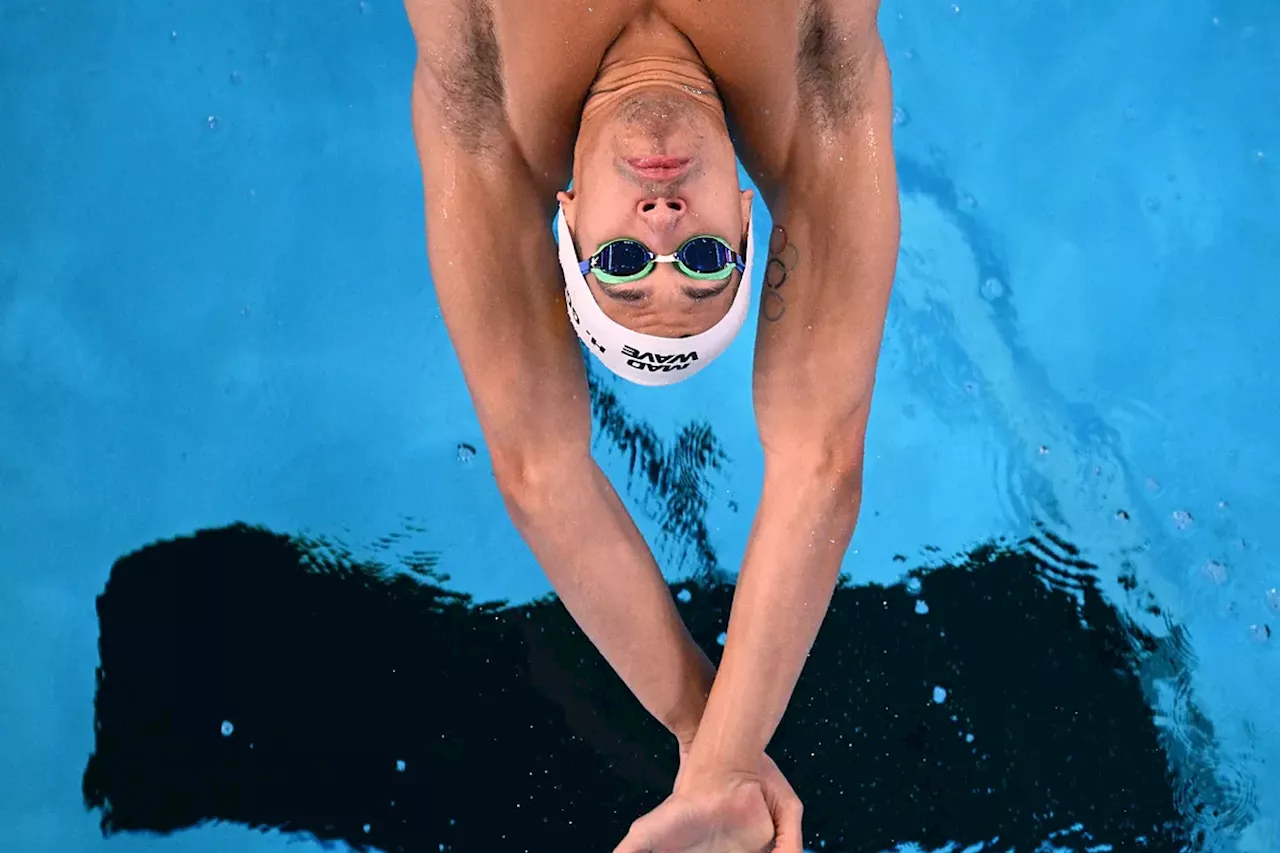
[407,34,717,747]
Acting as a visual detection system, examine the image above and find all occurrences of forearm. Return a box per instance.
[684,459,862,772]
[503,455,717,743]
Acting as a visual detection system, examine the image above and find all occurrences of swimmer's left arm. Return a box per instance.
[679,29,900,779]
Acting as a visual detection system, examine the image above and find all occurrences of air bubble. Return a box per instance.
[457,443,476,463]
[950,4,960,13]
[915,600,929,615]
[1264,588,1280,613]
[932,686,948,704]
[363,824,371,833]
[1172,510,1194,530]
[893,106,911,128]
[1144,197,1162,212]
[1115,510,1130,522]
[906,577,922,595]
[1200,560,1227,585]
[395,759,406,772]
[965,733,975,743]
[716,632,727,646]
[961,193,978,211]
[1038,445,1050,456]
[980,277,1004,300]
[229,70,241,84]
[206,115,219,130]
[221,720,234,736]
[676,589,692,603]
[1248,624,1270,644]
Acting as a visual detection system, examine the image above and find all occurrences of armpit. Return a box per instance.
[414,0,507,153]
[796,0,879,133]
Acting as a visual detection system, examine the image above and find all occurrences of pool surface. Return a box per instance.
[2,1,1278,851]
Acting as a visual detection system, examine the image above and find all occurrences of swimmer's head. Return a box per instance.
[558,86,753,338]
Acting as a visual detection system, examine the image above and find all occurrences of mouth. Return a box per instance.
[626,157,691,181]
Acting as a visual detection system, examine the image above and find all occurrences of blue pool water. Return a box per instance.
[2,1,1277,851]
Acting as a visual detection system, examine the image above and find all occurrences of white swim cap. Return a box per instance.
[555,203,755,386]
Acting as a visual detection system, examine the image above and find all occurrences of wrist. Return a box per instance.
[661,642,717,747]
[677,705,761,780]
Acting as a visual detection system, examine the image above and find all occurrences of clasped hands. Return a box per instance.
[611,736,804,853]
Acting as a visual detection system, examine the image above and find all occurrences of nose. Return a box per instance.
[636,197,686,234]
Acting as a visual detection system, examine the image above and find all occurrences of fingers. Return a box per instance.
[612,822,650,853]
[760,759,804,853]
[770,795,804,853]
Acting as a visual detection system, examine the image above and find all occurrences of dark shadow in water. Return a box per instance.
[84,524,1203,852]
[585,361,729,583]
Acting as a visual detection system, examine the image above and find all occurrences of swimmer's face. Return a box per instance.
[560,89,752,338]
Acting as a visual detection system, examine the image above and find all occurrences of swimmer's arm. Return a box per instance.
[408,61,718,745]
[680,33,900,775]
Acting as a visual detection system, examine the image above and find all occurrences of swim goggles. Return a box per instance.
[578,235,746,285]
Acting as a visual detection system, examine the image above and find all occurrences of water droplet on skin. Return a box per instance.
[1248,624,1271,644]
[221,720,234,736]
[716,632,727,646]
[915,599,929,615]
[981,277,1004,300]
[676,589,692,603]
[1172,510,1194,530]
[932,686,948,703]
[906,577,922,595]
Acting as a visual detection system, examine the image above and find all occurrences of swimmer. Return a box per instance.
[402,1,900,850]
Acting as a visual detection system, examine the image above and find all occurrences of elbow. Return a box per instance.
[765,428,867,501]
[490,441,594,518]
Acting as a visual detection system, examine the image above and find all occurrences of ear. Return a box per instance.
[560,188,581,229]
[739,188,755,244]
